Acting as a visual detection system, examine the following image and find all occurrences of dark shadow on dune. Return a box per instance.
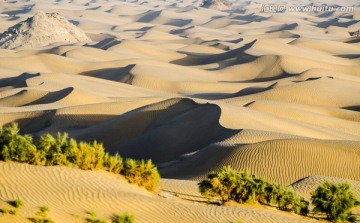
[69,20,79,26]
[23,87,74,106]
[187,82,277,100]
[6,16,20,21]
[170,26,194,35]
[137,10,162,23]
[226,37,243,44]
[165,19,193,27]
[342,106,360,112]
[172,40,257,66]
[292,77,322,83]
[3,4,34,16]
[79,64,136,83]
[232,13,268,22]
[335,54,360,59]
[14,110,57,135]
[317,18,359,28]
[159,143,241,179]
[0,73,39,90]
[11,98,240,164]
[86,38,122,50]
[87,6,101,10]
[0,87,74,107]
[124,26,153,32]
[219,72,294,83]
[266,23,298,33]
[345,37,360,43]
[72,98,239,164]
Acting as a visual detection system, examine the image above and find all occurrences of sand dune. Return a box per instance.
[0,0,360,222]
[0,162,321,223]
[160,139,360,185]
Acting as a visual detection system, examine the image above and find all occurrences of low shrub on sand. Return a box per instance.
[0,123,160,192]
[112,212,135,223]
[199,166,308,215]
[311,181,360,222]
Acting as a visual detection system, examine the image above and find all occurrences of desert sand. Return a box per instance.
[0,0,359,222]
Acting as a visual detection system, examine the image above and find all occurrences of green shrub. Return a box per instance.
[277,187,308,215]
[0,123,37,163]
[311,181,360,222]
[0,122,161,192]
[0,207,9,214]
[40,206,50,213]
[29,206,54,223]
[104,153,123,174]
[85,211,107,223]
[9,199,23,208]
[9,209,16,215]
[37,133,69,166]
[29,217,54,223]
[112,213,135,223]
[122,159,160,191]
[199,166,309,216]
[199,166,237,204]
[87,210,96,217]
[76,141,104,170]
[85,218,107,223]
[199,167,269,204]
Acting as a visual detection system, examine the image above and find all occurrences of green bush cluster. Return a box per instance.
[9,199,23,208]
[0,123,160,191]
[122,159,160,191]
[111,213,135,223]
[0,199,24,216]
[198,166,308,215]
[311,181,360,222]
[199,166,360,222]
[29,206,54,223]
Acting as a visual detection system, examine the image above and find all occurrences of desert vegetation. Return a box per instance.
[111,213,135,223]
[85,211,106,223]
[9,199,24,208]
[29,206,54,223]
[199,166,308,215]
[0,199,24,216]
[311,181,360,222]
[0,123,160,191]
[199,166,360,221]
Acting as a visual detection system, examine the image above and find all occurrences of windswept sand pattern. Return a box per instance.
[0,0,360,222]
[0,162,320,223]
[160,139,360,183]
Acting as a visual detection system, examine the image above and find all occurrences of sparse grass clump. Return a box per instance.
[9,199,23,208]
[0,207,9,214]
[199,166,308,215]
[0,123,160,191]
[85,211,107,223]
[311,181,360,222]
[0,207,17,216]
[29,206,54,223]
[112,213,135,223]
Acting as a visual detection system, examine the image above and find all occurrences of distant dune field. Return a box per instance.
[0,0,359,222]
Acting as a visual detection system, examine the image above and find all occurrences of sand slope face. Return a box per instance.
[0,11,91,49]
[0,162,320,223]
[160,139,360,185]
[0,0,359,221]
